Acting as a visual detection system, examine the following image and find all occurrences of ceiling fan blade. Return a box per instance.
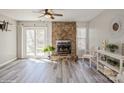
[52,14,63,16]
[51,16,54,19]
[45,9,49,13]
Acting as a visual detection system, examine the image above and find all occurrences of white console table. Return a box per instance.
[97,50,124,82]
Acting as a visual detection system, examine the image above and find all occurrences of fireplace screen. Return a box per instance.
[56,40,71,55]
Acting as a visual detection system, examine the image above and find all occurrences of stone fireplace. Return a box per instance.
[56,40,71,55]
[52,22,77,61]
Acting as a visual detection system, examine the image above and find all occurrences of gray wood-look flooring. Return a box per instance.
[0,58,111,83]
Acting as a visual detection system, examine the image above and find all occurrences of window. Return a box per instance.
[77,27,87,50]
[26,29,35,56]
[77,27,87,57]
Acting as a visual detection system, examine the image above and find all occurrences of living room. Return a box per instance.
[0,9,124,83]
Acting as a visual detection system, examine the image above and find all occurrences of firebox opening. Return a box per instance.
[56,40,71,55]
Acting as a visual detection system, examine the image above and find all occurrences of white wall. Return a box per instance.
[89,10,124,52]
[0,14,17,65]
[17,21,52,58]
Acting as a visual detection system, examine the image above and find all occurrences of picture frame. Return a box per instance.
[112,21,120,32]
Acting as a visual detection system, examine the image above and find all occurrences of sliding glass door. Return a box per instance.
[25,27,47,58]
[26,28,35,56]
[36,28,46,57]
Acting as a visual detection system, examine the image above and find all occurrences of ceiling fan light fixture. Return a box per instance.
[45,14,51,18]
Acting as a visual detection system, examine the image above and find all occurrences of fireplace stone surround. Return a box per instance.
[52,22,77,62]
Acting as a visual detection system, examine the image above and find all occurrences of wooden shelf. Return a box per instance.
[98,68,117,82]
[98,60,119,73]
[97,50,124,59]
[97,50,124,82]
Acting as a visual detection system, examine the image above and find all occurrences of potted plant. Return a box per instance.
[42,45,55,59]
[106,44,119,53]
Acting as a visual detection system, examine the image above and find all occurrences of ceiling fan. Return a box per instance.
[35,9,63,19]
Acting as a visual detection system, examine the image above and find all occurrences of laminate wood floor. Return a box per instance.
[0,58,111,83]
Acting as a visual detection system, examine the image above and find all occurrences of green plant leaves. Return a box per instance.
[42,45,55,53]
[106,43,119,52]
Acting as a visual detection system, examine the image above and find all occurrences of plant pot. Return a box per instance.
[110,49,115,53]
[48,55,51,59]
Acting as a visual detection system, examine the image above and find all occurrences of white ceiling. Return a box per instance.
[0,9,104,21]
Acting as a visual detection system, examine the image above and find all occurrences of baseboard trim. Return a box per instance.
[0,57,17,67]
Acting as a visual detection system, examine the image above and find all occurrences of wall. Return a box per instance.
[89,10,124,53]
[17,21,52,58]
[0,14,17,65]
[52,22,76,56]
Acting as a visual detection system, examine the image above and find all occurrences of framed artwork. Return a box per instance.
[110,16,124,38]
[112,21,120,32]
[110,16,124,33]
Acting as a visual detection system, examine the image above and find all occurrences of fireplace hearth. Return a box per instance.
[56,40,71,55]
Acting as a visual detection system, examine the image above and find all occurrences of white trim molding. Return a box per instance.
[0,57,17,67]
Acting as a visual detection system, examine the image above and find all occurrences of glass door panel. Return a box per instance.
[36,28,46,57]
[26,29,35,56]
[25,27,47,58]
